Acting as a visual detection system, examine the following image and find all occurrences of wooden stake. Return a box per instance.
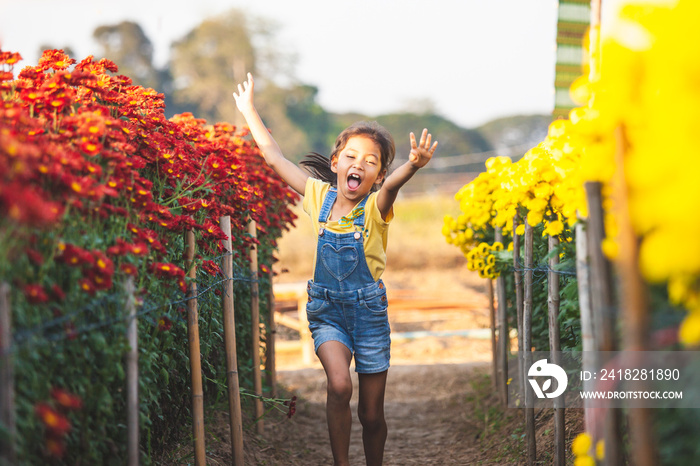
[266,284,277,399]
[523,219,536,465]
[513,216,525,401]
[247,219,264,435]
[495,227,508,405]
[125,278,139,466]
[0,282,16,465]
[575,220,597,433]
[487,279,498,390]
[219,217,245,466]
[548,235,565,466]
[584,182,623,466]
[613,126,657,466]
[185,230,206,466]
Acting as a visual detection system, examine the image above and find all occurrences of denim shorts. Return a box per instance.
[306,280,391,374]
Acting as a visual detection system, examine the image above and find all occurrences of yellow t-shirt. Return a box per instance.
[303,178,393,282]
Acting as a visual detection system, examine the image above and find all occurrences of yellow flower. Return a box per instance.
[572,432,593,457]
[596,439,605,461]
[527,210,543,227]
[679,311,700,347]
[574,456,596,466]
[601,237,619,261]
[543,219,564,237]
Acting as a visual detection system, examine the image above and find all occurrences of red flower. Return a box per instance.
[24,284,49,304]
[128,242,149,256]
[151,262,184,279]
[157,316,172,331]
[26,248,44,266]
[50,388,82,410]
[78,277,96,295]
[121,263,138,276]
[284,396,297,418]
[201,260,221,276]
[92,251,115,277]
[50,284,66,302]
[44,434,66,458]
[0,182,64,227]
[57,243,94,267]
[0,51,22,66]
[35,402,71,435]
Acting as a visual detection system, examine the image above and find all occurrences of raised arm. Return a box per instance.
[376,129,438,219]
[233,73,309,195]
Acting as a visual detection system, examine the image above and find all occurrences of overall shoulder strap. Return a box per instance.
[318,187,337,223]
[351,193,371,228]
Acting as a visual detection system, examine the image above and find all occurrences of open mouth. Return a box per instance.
[347,173,362,191]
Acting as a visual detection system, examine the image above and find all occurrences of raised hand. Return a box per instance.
[408,129,438,168]
[232,72,255,114]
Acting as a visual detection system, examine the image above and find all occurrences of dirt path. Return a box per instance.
[254,267,504,465]
[268,362,490,465]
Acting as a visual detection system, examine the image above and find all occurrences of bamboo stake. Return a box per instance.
[584,182,623,466]
[0,282,16,465]
[575,220,596,433]
[523,219,536,465]
[266,284,277,398]
[487,279,498,390]
[125,278,139,466]
[220,217,245,466]
[548,236,565,466]
[247,219,264,435]
[495,227,508,405]
[513,216,525,401]
[185,230,206,466]
[582,0,602,440]
[613,126,657,466]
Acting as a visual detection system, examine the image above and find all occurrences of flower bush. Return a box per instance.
[444,1,700,462]
[1,48,297,463]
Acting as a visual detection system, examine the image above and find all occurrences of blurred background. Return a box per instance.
[0,0,558,169]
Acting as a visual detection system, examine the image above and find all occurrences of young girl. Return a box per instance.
[233,73,437,466]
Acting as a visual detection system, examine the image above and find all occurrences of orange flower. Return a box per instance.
[50,387,82,410]
[35,402,71,435]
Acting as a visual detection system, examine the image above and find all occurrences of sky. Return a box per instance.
[0,0,561,128]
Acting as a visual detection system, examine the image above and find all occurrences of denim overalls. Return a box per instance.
[306,188,391,374]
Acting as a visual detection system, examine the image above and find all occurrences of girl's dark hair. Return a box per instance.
[299,121,395,191]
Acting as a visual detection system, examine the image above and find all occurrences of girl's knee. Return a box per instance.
[358,405,385,431]
[327,377,352,405]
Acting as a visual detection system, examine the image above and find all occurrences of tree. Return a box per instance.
[93,21,162,90]
[168,8,309,156]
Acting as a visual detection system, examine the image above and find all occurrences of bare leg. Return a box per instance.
[358,370,388,466]
[316,341,353,466]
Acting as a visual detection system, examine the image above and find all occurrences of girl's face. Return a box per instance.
[331,135,385,201]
